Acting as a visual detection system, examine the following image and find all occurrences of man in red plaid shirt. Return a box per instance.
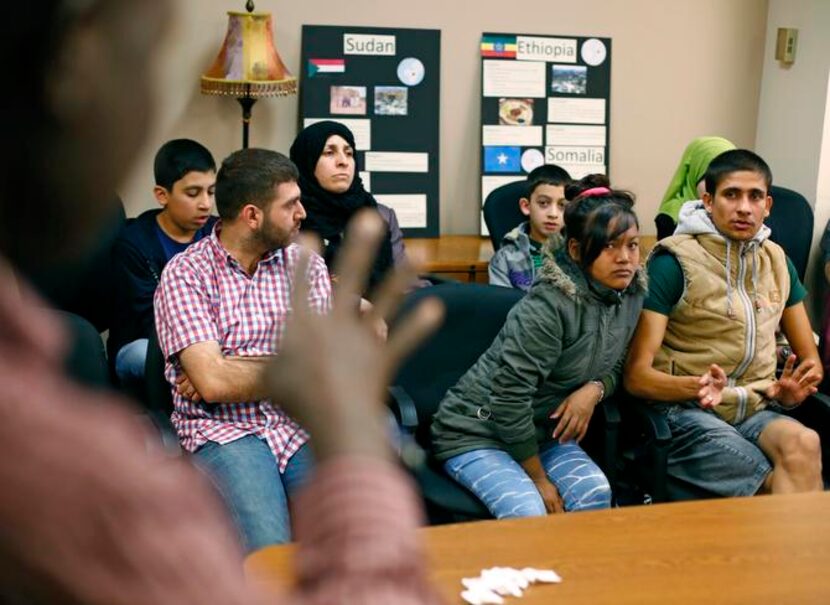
[155,148,332,552]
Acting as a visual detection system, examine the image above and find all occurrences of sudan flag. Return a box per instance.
[308,59,346,77]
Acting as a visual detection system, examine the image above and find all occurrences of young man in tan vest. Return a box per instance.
[625,149,823,500]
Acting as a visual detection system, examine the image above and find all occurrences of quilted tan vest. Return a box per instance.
[652,233,790,424]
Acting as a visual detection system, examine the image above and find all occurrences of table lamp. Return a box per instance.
[201,0,296,148]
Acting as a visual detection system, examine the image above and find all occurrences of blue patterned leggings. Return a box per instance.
[444,442,611,518]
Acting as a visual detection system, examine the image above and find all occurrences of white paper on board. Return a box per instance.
[343,33,396,56]
[374,194,427,228]
[547,98,606,124]
[483,60,546,98]
[359,171,371,192]
[481,175,526,205]
[556,163,607,180]
[480,175,526,236]
[364,152,428,173]
[546,124,606,147]
[516,36,577,63]
[545,145,605,166]
[482,125,543,147]
[304,118,372,151]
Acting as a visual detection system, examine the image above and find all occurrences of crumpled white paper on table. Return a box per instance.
[460,566,562,604]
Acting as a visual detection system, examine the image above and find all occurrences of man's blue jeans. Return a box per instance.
[115,338,148,384]
[194,436,314,552]
[444,441,611,518]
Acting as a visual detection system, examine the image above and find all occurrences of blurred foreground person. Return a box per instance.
[0,2,442,604]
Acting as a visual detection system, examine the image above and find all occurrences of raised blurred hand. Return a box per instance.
[264,210,443,462]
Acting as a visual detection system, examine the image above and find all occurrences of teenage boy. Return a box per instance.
[489,164,571,291]
[624,149,823,500]
[109,139,217,385]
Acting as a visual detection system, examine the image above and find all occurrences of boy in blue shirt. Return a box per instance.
[109,139,218,386]
[489,164,571,291]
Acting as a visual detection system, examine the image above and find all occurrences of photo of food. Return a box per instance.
[498,98,534,126]
[330,86,367,115]
[374,86,408,116]
[551,65,588,95]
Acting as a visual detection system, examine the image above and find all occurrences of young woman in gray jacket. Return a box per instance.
[431,175,646,517]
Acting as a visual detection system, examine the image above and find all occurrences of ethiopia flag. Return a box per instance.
[308,59,346,77]
[480,35,517,58]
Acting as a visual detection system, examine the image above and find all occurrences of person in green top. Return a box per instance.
[655,136,736,240]
[433,174,646,517]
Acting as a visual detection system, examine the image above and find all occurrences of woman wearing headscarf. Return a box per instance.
[655,136,736,240]
[290,120,406,295]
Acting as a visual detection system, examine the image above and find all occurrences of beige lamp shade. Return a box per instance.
[201,11,297,97]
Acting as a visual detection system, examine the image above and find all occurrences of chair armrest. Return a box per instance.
[622,398,671,502]
[595,397,621,495]
[614,392,673,502]
[808,391,830,412]
[783,392,830,427]
[598,397,621,427]
[419,273,458,286]
[626,399,672,445]
[387,385,428,470]
[388,385,419,432]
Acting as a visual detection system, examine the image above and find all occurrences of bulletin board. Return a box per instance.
[479,32,612,234]
[299,25,441,237]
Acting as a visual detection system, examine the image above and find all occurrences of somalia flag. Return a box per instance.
[484,146,521,173]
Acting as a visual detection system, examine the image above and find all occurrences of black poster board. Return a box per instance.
[299,25,441,237]
[479,33,612,234]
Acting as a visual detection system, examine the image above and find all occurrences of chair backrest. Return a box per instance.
[391,283,524,446]
[30,196,127,333]
[483,180,528,250]
[767,185,813,281]
[58,311,110,389]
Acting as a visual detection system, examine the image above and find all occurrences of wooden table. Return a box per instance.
[246,491,830,604]
[405,236,493,283]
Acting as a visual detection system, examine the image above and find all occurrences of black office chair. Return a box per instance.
[483,181,527,251]
[621,185,830,501]
[388,282,621,522]
[57,311,110,390]
[763,186,830,482]
[767,185,813,281]
[31,197,127,334]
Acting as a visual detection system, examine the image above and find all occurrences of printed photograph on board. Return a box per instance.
[551,65,587,95]
[498,98,534,125]
[374,86,408,116]
[330,86,367,115]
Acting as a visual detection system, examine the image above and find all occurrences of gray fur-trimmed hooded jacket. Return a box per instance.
[431,235,646,463]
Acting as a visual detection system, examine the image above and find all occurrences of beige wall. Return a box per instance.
[755,0,830,323]
[756,0,830,203]
[121,0,769,235]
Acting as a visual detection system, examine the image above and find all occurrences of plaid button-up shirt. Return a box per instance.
[154,226,332,472]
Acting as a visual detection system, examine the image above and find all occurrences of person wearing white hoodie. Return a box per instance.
[624,149,823,500]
